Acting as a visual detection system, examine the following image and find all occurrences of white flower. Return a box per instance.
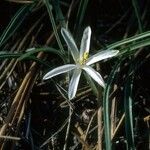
[43,26,119,100]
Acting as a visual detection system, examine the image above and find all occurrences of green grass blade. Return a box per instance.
[124,71,135,150]
[27,56,52,67]
[0,4,34,48]
[0,51,51,67]
[18,47,65,62]
[0,51,21,59]
[74,0,89,30]
[103,60,121,150]
[107,31,150,50]
[44,0,64,53]
[51,0,65,27]
[119,38,150,56]
[132,0,143,32]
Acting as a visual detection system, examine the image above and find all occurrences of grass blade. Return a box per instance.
[107,31,150,50]
[75,0,89,29]
[103,60,121,150]
[0,4,34,48]
[124,71,135,150]
[44,0,64,53]
[51,0,65,26]
[18,47,65,61]
[132,0,143,32]
[119,38,150,56]
[0,51,21,59]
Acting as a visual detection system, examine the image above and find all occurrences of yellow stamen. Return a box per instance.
[79,52,89,65]
[83,52,89,60]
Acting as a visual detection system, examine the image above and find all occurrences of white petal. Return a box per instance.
[86,50,119,65]
[83,65,105,88]
[43,64,76,80]
[80,26,91,60]
[61,28,79,62]
[68,68,82,100]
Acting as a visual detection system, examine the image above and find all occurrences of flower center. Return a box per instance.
[79,52,89,65]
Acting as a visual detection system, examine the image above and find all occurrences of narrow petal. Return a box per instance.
[61,28,79,62]
[86,50,119,65]
[68,68,82,100]
[80,26,91,60]
[83,65,105,88]
[43,64,76,80]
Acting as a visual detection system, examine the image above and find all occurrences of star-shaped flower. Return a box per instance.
[43,26,119,99]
